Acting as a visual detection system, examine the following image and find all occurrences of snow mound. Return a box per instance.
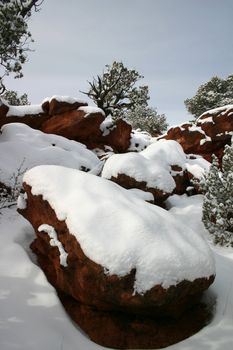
[24,165,215,294]
[128,129,152,151]
[0,123,100,187]
[78,105,105,116]
[6,104,43,117]
[102,139,210,192]
[42,95,86,105]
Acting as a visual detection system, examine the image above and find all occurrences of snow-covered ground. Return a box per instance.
[0,194,232,350]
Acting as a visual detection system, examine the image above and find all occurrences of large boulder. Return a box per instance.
[160,105,233,163]
[0,99,49,130]
[18,165,215,349]
[102,140,210,206]
[41,95,88,115]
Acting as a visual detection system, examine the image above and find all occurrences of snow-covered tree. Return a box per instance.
[202,149,233,247]
[82,61,167,135]
[82,61,149,117]
[185,75,233,118]
[125,105,168,136]
[2,89,29,105]
[0,0,43,94]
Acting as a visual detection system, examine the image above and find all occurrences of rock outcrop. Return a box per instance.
[18,165,215,349]
[160,105,233,163]
[101,140,210,206]
[0,96,132,153]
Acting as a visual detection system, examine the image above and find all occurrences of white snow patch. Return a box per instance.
[99,115,114,136]
[197,116,215,124]
[24,165,215,294]
[127,188,154,202]
[200,135,212,145]
[17,192,28,210]
[199,104,233,118]
[78,106,105,116]
[128,129,152,151]
[42,95,86,105]
[38,224,68,267]
[6,104,43,117]
[0,123,100,188]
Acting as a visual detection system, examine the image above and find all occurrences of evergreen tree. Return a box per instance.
[125,105,168,136]
[185,74,233,118]
[0,0,43,94]
[82,61,167,135]
[2,89,29,105]
[202,149,233,247]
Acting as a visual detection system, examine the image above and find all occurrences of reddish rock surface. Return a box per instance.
[41,109,105,149]
[160,106,233,163]
[18,184,214,349]
[0,96,132,153]
[103,119,132,153]
[108,173,170,207]
[42,97,88,115]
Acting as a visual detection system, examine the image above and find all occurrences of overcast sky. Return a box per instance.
[6,0,233,125]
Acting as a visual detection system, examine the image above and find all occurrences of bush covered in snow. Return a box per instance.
[185,74,233,118]
[201,145,233,247]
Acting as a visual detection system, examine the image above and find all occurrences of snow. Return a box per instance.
[188,125,206,135]
[6,105,43,117]
[99,114,114,136]
[24,165,214,294]
[102,151,176,192]
[38,224,68,267]
[0,194,232,349]
[42,95,87,105]
[128,129,152,151]
[127,188,154,202]
[200,135,212,145]
[17,193,28,210]
[199,104,233,118]
[102,140,210,191]
[197,116,215,124]
[78,106,105,116]
[0,123,100,188]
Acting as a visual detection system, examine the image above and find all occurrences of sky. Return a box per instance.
[5,0,233,126]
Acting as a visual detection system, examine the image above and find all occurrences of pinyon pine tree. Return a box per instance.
[2,89,29,105]
[83,61,167,135]
[202,146,233,247]
[0,0,43,93]
[125,105,168,136]
[185,74,233,118]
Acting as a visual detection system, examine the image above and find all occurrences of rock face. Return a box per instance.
[0,96,132,153]
[101,140,210,206]
[41,109,105,149]
[160,105,233,163]
[18,165,215,349]
[41,96,88,115]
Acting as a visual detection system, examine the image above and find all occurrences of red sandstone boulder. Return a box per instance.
[0,101,49,130]
[18,165,215,349]
[103,118,132,153]
[42,96,88,115]
[41,108,105,149]
[102,140,210,205]
[160,105,233,163]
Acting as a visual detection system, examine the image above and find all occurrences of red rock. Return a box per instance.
[0,109,49,130]
[160,106,233,163]
[103,119,132,153]
[18,183,214,348]
[41,109,105,149]
[107,173,169,207]
[42,97,88,115]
